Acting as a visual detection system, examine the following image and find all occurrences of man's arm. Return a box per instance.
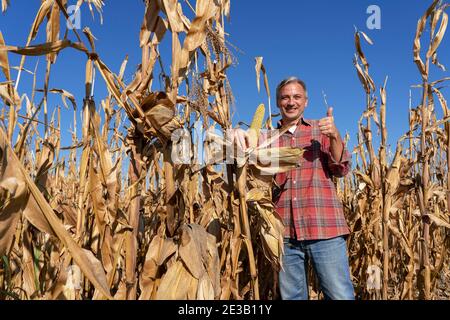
[329,132,344,162]
[319,107,350,177]
[318,107,344,159]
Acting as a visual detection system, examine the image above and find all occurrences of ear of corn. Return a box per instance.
[248,103,265,149]
[250,103,265,131]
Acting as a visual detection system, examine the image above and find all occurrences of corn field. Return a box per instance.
[0,0,449,300]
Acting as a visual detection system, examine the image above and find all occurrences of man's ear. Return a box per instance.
[305,98,309,108]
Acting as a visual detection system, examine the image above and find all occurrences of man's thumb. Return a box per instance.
[327,107,333,117]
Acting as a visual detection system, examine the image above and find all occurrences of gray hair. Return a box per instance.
[276,77,308,102]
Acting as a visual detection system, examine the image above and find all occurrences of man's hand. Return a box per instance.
[318,107,339,140]
[229,128,250,153]
[319,107,344,161]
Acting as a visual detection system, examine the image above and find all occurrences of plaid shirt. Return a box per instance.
[272,118,351,240]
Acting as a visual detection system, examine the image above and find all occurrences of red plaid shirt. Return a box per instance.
[272,118,351,240]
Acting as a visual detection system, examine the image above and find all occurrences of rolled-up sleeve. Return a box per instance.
[328,147,351,177]
[322,135,351,178]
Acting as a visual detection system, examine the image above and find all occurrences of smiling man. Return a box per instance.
[231,76,354,300]
[273,77,354,300]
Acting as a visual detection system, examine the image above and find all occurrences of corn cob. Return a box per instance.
[248,103,265,149]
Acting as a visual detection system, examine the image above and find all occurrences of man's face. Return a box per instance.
[277,82,308,124]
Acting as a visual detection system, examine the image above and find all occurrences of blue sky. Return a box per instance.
[1,0,449,156]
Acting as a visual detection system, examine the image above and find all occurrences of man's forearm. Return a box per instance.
[329,133,344,162]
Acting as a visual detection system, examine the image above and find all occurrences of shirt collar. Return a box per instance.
[276,117,311,129]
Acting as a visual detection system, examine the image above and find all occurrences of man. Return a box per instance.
[234,77,354,300]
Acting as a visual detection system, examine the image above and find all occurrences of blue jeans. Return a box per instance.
[279,236,355,300]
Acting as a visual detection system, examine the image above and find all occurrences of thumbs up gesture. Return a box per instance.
[319,107,339,139]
